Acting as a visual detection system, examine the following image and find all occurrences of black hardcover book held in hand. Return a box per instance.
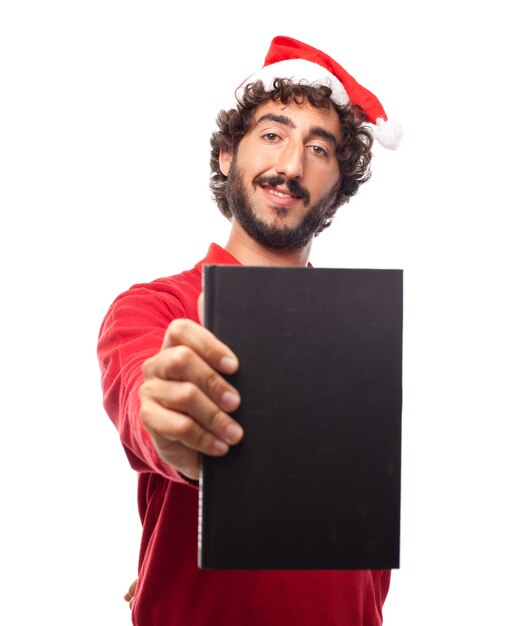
[199,265,403,570]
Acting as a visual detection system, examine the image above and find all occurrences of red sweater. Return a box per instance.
[97,243,390,626]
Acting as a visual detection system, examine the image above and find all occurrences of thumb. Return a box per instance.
[197,292,204,325]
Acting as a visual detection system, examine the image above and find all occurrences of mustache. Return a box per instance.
[253,175,310,206]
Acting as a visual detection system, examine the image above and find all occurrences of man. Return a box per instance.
[98,35,401,626]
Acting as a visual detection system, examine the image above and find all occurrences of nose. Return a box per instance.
[275,140,304,180]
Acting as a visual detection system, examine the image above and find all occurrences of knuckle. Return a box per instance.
[201,335,221,364]
[208,408,226,430]
[203,371,221,397]
[139,379,155,399]
[177,381,197,405]
[170,345,193,371]
[193,429,209,450]
[139,381,148,399]
[167,318,189,344]
[139,404,152,429]
[141,355,155,379]
[174,417,196,440]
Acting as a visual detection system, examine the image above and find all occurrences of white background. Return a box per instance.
[1,1,507,624]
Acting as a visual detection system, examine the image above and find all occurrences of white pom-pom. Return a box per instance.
[373,117,403,150]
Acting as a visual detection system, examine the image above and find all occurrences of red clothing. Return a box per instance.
[97,243,391,626]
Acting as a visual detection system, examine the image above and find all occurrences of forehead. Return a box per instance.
[250,98,342,140]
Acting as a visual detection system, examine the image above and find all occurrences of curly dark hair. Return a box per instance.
[210,79,374,234]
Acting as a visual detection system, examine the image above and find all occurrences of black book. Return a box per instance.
[199,265,403,570]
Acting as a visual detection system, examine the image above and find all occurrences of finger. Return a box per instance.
[143,344,241,414]
[141,398,233,456]
[124,579,137,602]
[162,318,239,374]
[128,579,137,596]
[150,439,201,481]
[140,378,243,444]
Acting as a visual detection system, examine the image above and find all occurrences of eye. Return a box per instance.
[262,132,281,143]
[308,144,328,157]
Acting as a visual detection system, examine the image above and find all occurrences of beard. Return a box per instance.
[225,160,340,251]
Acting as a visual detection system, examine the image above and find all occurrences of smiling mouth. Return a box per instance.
[254,175,309,206]
[261,184,303,200]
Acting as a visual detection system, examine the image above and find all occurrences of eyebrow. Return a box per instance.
[255,113,338,147]
[309,126,338,147]
[256,113,295,128]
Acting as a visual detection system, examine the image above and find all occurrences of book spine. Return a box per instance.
[198,265,217,568]
[202,265,218,333]
[197,456,205,568]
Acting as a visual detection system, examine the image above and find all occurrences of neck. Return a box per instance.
[224,221,312,267]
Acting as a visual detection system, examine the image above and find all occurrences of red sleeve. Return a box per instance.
[97,283,194,482]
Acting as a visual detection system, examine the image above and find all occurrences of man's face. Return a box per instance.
[220,99,342,250]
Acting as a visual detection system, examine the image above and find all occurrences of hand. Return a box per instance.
[124,578,137,610]
[139,300,243,480]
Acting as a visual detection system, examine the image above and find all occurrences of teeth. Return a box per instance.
[269,189,291,198]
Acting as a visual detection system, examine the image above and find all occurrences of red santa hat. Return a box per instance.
[238,36,402,150]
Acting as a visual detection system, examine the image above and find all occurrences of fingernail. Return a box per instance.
[225,423,244,444]
[219,356,238,373]
[213,440,229,455]
[221,390,240,412]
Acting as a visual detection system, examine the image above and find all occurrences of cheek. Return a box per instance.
[312,171,341,199]
[236,141,274,176]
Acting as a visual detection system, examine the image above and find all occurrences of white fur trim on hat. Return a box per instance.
[238,59,350,107]
[374,118,403,150]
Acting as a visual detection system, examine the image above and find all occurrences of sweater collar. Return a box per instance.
[194,243,241,272]
[194,242,313,270]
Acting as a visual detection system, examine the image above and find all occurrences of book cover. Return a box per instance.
[199,265,403,570]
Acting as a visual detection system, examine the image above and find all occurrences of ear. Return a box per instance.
[219,148,233,177]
